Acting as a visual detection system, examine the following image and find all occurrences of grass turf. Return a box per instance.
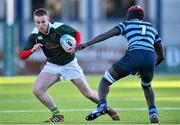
[0,74,180,124]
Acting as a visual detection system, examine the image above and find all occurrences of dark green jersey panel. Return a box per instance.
[24,22,78,65]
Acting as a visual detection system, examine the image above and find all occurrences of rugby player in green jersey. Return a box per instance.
[19,8,119,122]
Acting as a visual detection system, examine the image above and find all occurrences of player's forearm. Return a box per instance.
[154,42,165,66]
[19,49,33,59]
[86,27,120,47]
[86,34,109,47]
[155,56,164,66]
[75,28,120,51]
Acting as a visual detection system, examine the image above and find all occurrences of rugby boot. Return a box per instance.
[44,115,64,122]
[107,106,120,121]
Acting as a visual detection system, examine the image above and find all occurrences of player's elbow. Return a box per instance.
[19,56,28,60]
[75,32,81,46]
[19,55,26,60]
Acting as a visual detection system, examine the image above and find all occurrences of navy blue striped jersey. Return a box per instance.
[116,19,161,52]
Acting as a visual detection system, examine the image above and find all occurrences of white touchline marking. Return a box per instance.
[0,108,180,113]
[0,97,179,104]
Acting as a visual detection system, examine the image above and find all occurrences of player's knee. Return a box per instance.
[103,70,116,85]
[32,87,44,96]
[32,88,39,96]
[142,78,150,83]
[141,80,151,87]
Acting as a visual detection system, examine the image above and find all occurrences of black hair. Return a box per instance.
[126,5,144,20]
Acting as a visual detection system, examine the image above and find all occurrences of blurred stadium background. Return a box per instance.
[0,0,180,76]
[0,0,180,124]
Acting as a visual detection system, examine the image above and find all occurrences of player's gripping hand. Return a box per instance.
[75,44,87,51]
[31,43,43,52]
[65,46,76,54]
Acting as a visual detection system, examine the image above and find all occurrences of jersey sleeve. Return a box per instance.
[115,22,126,35]
[57,24,77,37]
[154,29,161,43]
[23,34,37,50]
[19,34,37,59]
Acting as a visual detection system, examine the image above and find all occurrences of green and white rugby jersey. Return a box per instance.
[24,22,78,65]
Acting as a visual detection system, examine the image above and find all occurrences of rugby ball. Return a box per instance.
[60,34,76,52]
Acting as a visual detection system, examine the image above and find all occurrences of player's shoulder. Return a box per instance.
[125,19,153,26]
[51,22,76,32]
[29,27,39,41]
[49,22,64,29]
[31,27,39,34]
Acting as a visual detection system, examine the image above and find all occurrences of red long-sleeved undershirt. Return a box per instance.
[19,49,33,59]
[19,32,81,60]
[75,31,81,46]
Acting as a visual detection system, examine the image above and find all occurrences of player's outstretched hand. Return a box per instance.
[75,44,87,51]
[31,43,43,52]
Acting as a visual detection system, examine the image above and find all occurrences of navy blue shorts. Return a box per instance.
[113,50,157,79]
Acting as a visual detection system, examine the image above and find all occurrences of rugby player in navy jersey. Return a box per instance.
[75,5,165,123]
[19,8,119,122]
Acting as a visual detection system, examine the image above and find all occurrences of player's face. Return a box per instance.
[34,15,49,34]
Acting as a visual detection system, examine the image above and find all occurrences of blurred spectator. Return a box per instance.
[32,0,79,21]
[103,0,135,19]
[44,0,62,19]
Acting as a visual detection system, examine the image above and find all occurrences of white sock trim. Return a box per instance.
[103,71,116,83]
[141,80,151,86]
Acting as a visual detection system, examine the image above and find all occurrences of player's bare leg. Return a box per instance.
[142,86,159,123]
[141,76,159,123]
[33,72,64,122]
[71,74,120,120]
[86,67,127,121]
[71,75,98,103]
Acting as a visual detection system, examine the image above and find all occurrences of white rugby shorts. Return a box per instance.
[41,58,84,80]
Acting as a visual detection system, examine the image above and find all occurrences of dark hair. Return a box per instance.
[126,5,144,20]
[33,8,48,17]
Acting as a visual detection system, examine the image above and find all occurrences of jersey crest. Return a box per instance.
[37,36,43,40]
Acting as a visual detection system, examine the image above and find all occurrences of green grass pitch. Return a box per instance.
[0,74,180,124]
